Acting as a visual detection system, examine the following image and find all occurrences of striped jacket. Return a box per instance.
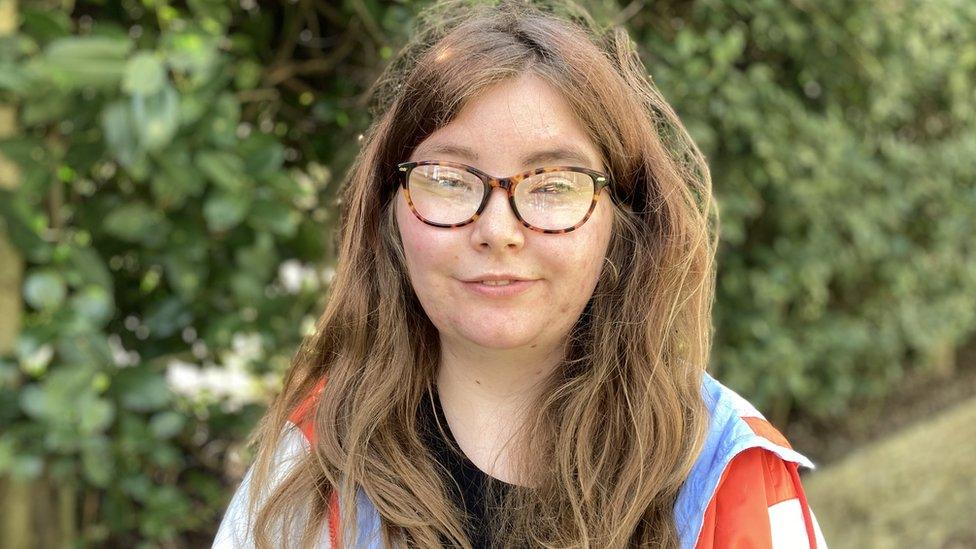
[214,371,828,548]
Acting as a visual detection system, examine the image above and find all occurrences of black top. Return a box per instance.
[419,387,515,549]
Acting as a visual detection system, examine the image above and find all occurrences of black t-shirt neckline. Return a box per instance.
[420,386,515,548]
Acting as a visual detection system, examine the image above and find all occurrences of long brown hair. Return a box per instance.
[243,0,719,547]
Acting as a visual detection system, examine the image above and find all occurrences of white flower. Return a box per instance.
[261,371,283,393]
[220,368,261,410]
[199,365,230,395]
[108,334,136,368]
[219,350,247,372]
[279,259,304,293]
[219,332,263,373]
[202,362,261,400]
[192,340,208,360]
[197,363,263,412]
[165,349,269,409]
[279,259,320,294]
[320,266,336,286]
[300,314,317,337]
[21,343,54,376]
[165,359,204,397]
[231,332,264,362]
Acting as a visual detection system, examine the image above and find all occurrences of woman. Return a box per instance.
[214,0,828,547]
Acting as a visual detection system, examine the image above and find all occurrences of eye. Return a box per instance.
[529,179,573,194]
[425,167,476,191]
[437,177,468,188]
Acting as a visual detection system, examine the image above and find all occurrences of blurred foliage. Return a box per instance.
[639,0,976,424]
[0,0,402,545]
[0,0,974,545]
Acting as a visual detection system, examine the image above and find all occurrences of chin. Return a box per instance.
[462,329,540,350]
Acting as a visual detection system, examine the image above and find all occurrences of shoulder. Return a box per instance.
[676,372,828,549]
[212,422,311,548]
[213,376,330,548]
[696,371,816,471]
[287,375,329,445]
[695,446,828,549]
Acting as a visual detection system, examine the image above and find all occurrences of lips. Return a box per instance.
[478,280,518,286]
[461,278,538,297]
[461,274,535,283]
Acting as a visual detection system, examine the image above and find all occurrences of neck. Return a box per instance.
[435,335,565,406]
[433,335,565,486]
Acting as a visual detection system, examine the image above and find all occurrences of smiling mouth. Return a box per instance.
[461,279,538,297]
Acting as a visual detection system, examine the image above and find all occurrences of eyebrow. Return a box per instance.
[414,143,599,171]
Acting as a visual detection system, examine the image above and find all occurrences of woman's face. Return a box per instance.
[395,73,613,353]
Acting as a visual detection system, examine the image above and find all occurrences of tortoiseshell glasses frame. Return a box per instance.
[396,160,613,234]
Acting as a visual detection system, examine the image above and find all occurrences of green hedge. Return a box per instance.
[640,1,976,423]
[0,0,973,544]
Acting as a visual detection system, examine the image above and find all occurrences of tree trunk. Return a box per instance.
[0,2,38,549]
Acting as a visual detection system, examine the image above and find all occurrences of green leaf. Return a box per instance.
[39,35,132,90]
[248,197,300,238]
[151,148,206,209]
[15,335,53,377]
[115,368,172,412]
[142,484,191,539]
[70,285,115,329]
[47,35,130,59]
[150,444,183,469]
[101,100,144,168]
[206,93,240,148]
[120,474,152,502]
[235,231,278,282]
[23,269,67,310]
[203,190,251,233]
[162,254,207,302]
[144,296,193,339]
[55,332,115,368]
[102,202,165,244]
[78,397,115,434]
[68,246,114,293]
[10,455,44,481]
[233,59,262,90]
[161,27,219,77]
[123,51,167,96]
[240,133,285,180]
[195,150,250,193]
[0,379,17,418]
[230,271,263,303]
[132,83,180,152]
[22,368,100,443]
[21,8,73,45]
[23,88,76,126]
[19,385,48,420]
[0,63,34,95]
[149,411,186,439]
[0,189,51,262]
[81,436,113,487]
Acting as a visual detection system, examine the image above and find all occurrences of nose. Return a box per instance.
[470,186,525,250]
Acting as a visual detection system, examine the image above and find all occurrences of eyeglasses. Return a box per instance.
[396,160,612,233]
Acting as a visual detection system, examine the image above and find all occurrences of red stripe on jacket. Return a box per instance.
[695,419,818,549]
[287,376,341,548]
[288,376,328,445]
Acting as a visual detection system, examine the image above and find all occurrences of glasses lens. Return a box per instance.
[513,170,595,231]
[407,165,484,225]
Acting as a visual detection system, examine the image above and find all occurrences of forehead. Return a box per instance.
[409,74,604,172]
[414,142,596,171]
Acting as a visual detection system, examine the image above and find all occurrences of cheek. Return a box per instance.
[395,195,457,298]
[556,209,612,281]
[558,238,605,291]
[536,242,605,323]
